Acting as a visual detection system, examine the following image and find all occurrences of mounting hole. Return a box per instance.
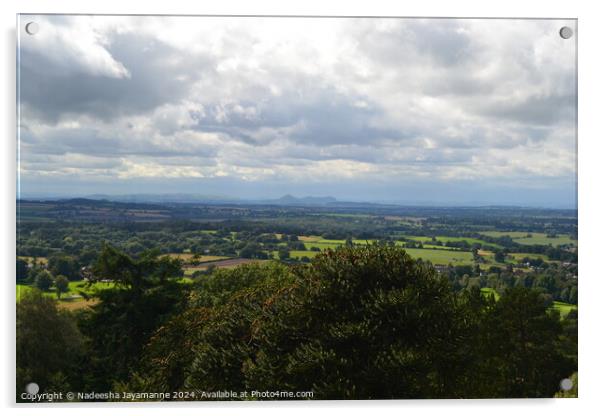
[25,22,39,35]
[25,382,40,395]
[559,26,573,40]
[559,378,573,391]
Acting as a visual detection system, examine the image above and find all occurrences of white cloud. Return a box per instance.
[20,16,130,79]
[18,16,577,205]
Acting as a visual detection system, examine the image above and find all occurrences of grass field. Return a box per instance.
[17,277,195,310]
[481,287,500,301]
[302,238,400,251]
[480,231,533,238]
[505,252,550,264]
[514,234,575,246]
[405,235,502,249]
[16,281,117,302]
[552,301,578,318]
[15,284,35,301]
[289,250,320,259]
[479,232,575,247]
[403,248,473,265]
[291,236,476,266]
[303,241,343,250]
[278,243,473,265]
[17,280,116,312]
[273,234,570,268]
[418,244,460,251]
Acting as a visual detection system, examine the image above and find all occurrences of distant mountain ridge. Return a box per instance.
[85,193,239,204]
[17,192,576,211]
[272,194,337,205]
[84,193,339,206]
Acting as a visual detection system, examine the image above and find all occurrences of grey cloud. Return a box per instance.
[475,93,576,126]
[22,155,123,171]
[421,73,496,97]
[21,127,219,159]
[353,19,474,68]
[409,20,474,66]
[191,88,413,146]
[20,32,213,123]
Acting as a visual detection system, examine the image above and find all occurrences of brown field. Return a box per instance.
[184,258,267,273]
[18,256,48,265]
[164,253,230,263]
[299,235,321,242]
[57,297,99,311]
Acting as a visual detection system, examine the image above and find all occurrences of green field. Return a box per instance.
[405,235,502,249]
[17,281,117,311]
[17,281,117,302]
[403,248,473,265]
[479,232,575,247]
[552,301,578,318]
[303,238,402,251]
[278,237,475,266]
[514,234,575,246]
[318,239,347,244]
[292,236,476,266]
[303,241,344,250]
[505,252,550,264]
[15,284,35,301]
[289,250,320,259]
[481,287,500,301]
[419,244,461,251]
[480,231,532,238]
[302,236,479,251]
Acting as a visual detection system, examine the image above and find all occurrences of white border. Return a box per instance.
[2,1,601,415]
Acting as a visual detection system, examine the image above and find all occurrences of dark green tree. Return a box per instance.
[48,255,79,280]
[476,287,575,397]
[17,290,83,400]
[278,248,290,260]
[34,270,54,291]
[92,244,182,290]
[494,251,506,263]
[77,245,186,390]
[118,246,576,400]
[123,262,295,394]
[244,245,471,399]
[54,275,70,299]
[16,258,29,283]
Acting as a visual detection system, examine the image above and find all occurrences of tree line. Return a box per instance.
[17,244,576,400]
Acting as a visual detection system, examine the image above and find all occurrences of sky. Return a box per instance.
[17,16,577,207]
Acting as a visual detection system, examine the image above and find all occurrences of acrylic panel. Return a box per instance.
[16,15,578,402]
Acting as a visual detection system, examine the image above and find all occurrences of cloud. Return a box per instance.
[20,21,212,123]
[20,16,130,79]
[17,16,577,206]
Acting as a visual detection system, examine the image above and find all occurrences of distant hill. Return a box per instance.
[270,194,338,206]
[85,193,339,206]
[85,193,239,204]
